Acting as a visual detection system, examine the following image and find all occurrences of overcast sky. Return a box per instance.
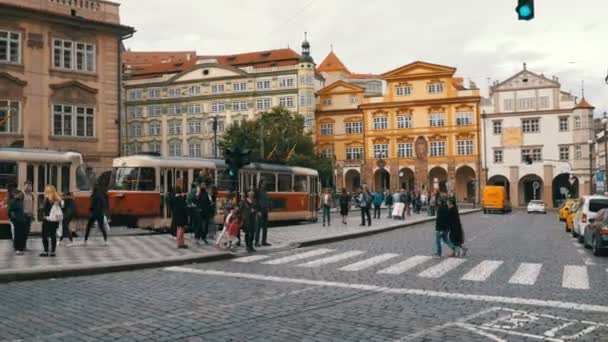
[115,0,608,114]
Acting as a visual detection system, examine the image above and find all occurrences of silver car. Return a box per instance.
[527,200,546,214]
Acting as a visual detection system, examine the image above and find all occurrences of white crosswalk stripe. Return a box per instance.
[461,260,503,281]
[418,258,467,278]
[298,251,365,267]
[262,248,334,265]
[508,263,542,285]
[562,265,589,289]
[339,253,400,272]
[377,255,432,275]
[232,255,271,263]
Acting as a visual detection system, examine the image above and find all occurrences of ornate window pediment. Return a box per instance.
[371,110,388,117]
[396,135,415,143]
[456,132,475,140]
[396,108,413,115]
[428,106,445,113]
[428,134,446,141]
[50,80,97,105]
[344,116,363,123]
[0,72,27,99]
[372,137,390,144]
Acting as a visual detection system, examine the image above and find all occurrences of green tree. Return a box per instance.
[219,106,334,187]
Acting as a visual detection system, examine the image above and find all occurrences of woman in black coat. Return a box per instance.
[434,197,456,257]
[8,189,27,255]
[170,184,189,248]
[447,198,467,257]
[338,188,350,225]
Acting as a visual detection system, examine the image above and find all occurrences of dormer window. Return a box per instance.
[427,82,444,94]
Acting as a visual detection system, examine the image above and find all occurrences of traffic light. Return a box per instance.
[224,147,251,179]
[516,0,534,21]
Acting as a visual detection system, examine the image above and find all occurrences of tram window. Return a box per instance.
[277,174,292,192]
[37,166,46,192]
[50,166,58,188]
[112,167,138,191]
[61,166,70,193]
[27,165,34,185]
[216,168,232,191]
[0,162,17,189]
[243,173,254,192]
[194,168,215,186]
[160,169,165,193]
[76,166,91,191]
[259,172,276,192]
[294,175,307,192]
[138,168,156,191]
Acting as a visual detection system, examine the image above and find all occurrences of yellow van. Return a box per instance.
[482,186,512,214]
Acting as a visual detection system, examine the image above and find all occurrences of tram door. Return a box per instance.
[239,171,257,197]
[160,168,189,219]
[309,176,319,219]
[26,163,70,223]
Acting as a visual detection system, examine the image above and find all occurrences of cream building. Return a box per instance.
[122,39,324,158]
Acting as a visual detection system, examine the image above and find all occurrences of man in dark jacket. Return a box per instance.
[239,190,257,252]
[84,186,108,245]
[195,182,213,244]
[254,180,271,247]
[434,196,456,257]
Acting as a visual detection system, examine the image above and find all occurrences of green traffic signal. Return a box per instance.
[516,0,534,20]
[228,169,237,177]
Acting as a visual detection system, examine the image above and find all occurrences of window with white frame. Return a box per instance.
[169,141,182,157]
[168,88,180,97]
[300,93,314,107]
[373,144,389,158]
[427,82,444,94]
[522,118,540,133]
[397,115,412,129]
[233,82,247,92]
[320,148,333,159]
[320,123,334,136]
[207,120,224,134]
[127,106,142,118]
[456,112,473,126]
[168,121,182,135]
[189,142,201,158]
[396,85,412,96]
[521,148,542,162]
[429,113,445,127]
[211,84,224,93]
[559,117,569,131]
[129,143,142,155]
[256,79,271,90]
[346,146,364,160]
[493,149,503,163]
[345,122,362,134]
[129,123,142,137]
[397,143,413,158]
[539,96,550,109]
[52,104,94,137]
[0,30,21,64]
[149,141,161,153]
[188,121,201,134]
[256,98,272,110]
[575,145,582,159]
[148,122,161,136]
[279,96,295,108]
[279,77,295,88]
[457,140,474,155]
[148,88,160,99]
[0,100,20,133]
[211,102,225,113]
[559,146,570,161]
[430,141,446,156]
[518,98,536,110]
[574,116,581,129]
[148,105,161,117]
[304,115,313,127]
[187,85,200,95]
[504,99,514,111]
[373,117,388,130]
[188,103,201,114]
[493,121,502,134]
[350,96,359,104]
[53,39,95,72]
[232,101,248,111]
[128,89,142,101]
[322,98,332,106]
[299,75,313,85]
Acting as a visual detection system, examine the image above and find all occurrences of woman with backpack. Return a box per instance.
[41,185,63,257]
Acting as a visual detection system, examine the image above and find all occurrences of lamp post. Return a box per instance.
[210,115,220,158]
[602,112,608,175]
[589,139,594,195]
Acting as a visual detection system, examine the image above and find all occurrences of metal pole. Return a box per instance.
[260,121,264,160]
[213,116,218,158]
[590,143,594,195]
[604,112,607,176]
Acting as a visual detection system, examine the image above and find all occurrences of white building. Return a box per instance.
[481,64,595,208]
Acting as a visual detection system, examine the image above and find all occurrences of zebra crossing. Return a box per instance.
[232,248,604,290]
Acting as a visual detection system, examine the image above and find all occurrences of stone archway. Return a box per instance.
[429,166,448,193]
[399,168,415,191]
[374,168,390,192]
[488,175,510,199]
[519,174,543,206]
[344,169,361,193]
[552,173,579,207]
[455,166,476,202]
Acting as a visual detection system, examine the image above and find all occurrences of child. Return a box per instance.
[226,211,241,250]
[215,207,239,249]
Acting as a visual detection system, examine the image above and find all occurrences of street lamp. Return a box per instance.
[589,139,594,195]
[210,115,220,158]
[602,112,608,174]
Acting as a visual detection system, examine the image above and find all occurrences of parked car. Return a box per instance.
[583,208,608,256]
[558,199,577,222]
[572,196,608,243]
[527,200,546,214]
[565,201,580,233]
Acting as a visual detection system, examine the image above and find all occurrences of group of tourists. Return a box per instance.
[167,171,271,253]
[7,180,110,257]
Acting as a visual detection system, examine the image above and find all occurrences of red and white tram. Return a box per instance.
[109,154,320,229]
[0,148,91,237]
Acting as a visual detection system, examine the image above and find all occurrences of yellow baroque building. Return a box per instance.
[316,58,482,202]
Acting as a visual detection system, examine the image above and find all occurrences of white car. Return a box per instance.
[573,195,608,243]
[527,200,546,214]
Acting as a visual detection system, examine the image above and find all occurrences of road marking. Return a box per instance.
[508,263,542,285]
[577,249,585,254]
[297,250,365,267]
[562,265,589,289]
[377,255,432,275]
[232,255,271,263]
[418,258,467,278]
[461,260,503,282]
[583,258,596,266]
[339,253,400,272]
[455,323,508,342]
[262,248,334,265]
[165,267,608,313]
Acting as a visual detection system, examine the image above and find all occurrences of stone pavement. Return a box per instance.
[0,208,479,282]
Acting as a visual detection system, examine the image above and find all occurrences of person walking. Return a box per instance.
[84,185,108,246]
[398,189,408,220]
[186,183,199,241]
[358,187,372,226]
[170,184,189,249]
[385,190,394,218]
[8,189,27,255]
[40,185,63,257]
[428,192,436,216]
[321,188,334,226]
[338,188,350,225]
[254,180,271,247]
[434,196,456,258]
[239,190,257,253]
[59,192,75,246]
[195,182,213,244]
[372,190,384,219]
[22,181,35,250]
[447,198,467,257]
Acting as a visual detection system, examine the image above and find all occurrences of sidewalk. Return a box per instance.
[0,208,480,282]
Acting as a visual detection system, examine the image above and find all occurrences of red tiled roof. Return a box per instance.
[123,51,196,66]
[317,51,350,73]
[575,98,595,109]
[452,77,466,90]
[348,73,380,79]
[198,48,301,67]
